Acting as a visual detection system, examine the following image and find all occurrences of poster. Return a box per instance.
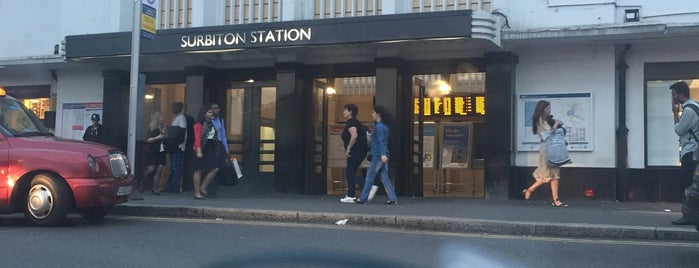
[61,102,102,140]
[517,93,593,151]
[420,124,436,168]
[440,124,470,168]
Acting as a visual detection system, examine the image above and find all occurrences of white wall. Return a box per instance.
[514,42,616,168]
[54,68,104,138]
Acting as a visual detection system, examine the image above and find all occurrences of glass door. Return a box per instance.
[306,80,328,194]
[226,81,276,193]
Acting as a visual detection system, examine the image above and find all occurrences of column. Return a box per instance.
[275,62,310,193]
[102,70,130,152]
[374,57,417,196]
[484,52,518,199]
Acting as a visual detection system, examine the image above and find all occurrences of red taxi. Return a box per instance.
[0,87,134,226]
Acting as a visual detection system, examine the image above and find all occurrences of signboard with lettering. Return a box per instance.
[414,95,485,117]
[440,123,471,168]
[141,0,158,40]
[66,10,473,59]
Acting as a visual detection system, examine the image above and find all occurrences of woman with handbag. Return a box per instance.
[522,100,568,207]
[144,111,167,195]
[192,107,226,199]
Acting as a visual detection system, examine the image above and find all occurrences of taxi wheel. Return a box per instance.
[77,207,111,223]
[23,174,71,227]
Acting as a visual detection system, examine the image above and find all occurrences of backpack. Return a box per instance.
[164,126,185,152]
[682,103,699,160]
[357,122,370,152]
[544,128,572,167]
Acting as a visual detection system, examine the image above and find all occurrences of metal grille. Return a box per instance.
[341,76,376,96]
[159,0,192,29]
[225,0,280,24]
[415,73,485,94]
[411,0,490,12]
[314,0,382,19]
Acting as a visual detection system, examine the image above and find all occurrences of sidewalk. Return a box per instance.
[113,185,699,241]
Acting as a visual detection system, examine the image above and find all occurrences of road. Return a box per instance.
[1,215,697,267]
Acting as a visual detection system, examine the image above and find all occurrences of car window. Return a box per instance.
[0,99,50,137]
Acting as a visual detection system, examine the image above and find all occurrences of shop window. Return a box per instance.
[646,79,699,166]
[22,98,50,119]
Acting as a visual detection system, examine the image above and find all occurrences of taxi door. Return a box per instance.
[0,132,9,207]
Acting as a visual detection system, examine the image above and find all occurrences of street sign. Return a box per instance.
[141,0,157,40]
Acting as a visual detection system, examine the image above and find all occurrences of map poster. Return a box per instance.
[517,93,593,151]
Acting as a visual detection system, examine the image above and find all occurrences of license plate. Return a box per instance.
[117,186,132,196]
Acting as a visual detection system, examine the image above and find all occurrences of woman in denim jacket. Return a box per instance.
[355,105,398,205]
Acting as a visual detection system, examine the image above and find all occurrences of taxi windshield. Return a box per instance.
[0,98,52,137]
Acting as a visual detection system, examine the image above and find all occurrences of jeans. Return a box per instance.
[681,153,697,195]
[358,156,397,202]
[345,153,366,197]
[165,150,184,191]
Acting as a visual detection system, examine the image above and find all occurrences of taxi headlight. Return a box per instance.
[109,152,129,178]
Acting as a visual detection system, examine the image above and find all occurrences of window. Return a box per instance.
[646,79,699,166]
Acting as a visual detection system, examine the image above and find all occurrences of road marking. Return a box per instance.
[114,216,699,248]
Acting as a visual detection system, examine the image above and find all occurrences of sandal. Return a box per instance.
[551,199,568,207]
[522,189,532,204]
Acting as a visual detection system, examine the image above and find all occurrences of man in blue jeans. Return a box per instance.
[164,102,187,193]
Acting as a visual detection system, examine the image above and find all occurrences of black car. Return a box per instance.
[681,175,699,232]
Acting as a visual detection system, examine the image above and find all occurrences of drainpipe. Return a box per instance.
[616,44,631,202]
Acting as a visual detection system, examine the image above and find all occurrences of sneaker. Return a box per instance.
[354,198,366,204]
[340,196,356,203]
[368,185,379,201]
[385,200,398,205]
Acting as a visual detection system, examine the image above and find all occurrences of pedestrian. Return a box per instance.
[670,81,698,225]
[164,102,187,193]
[355,105,398,205]
[82,113,102,143]
[522,100,568,207]
[210,103,233,190]
[340,103,378,203]
[181,106,196,192]
[144,111,167,195]
[192,107,226,199]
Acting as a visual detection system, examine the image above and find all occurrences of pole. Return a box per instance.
[128,0,141,175]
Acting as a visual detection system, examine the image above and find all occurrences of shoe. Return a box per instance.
[340,196,356,203]
[551,199,568,207]
[152,189,161,196]
[368,185,379,201]
[385,200,398,205]
[354,198,366,204]
[522,189,532,204]
[672,217,692,225]
[194,195,205,200]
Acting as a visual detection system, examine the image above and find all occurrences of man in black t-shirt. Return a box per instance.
[340,104,377,203]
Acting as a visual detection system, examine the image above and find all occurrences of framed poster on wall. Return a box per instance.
[61,102,102,140]
[517,93,593,151]
[439,123,472,168]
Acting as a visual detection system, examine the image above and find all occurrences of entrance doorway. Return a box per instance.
[226,81,276,193]
[413,73,486,198]
[324,77,376,196]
